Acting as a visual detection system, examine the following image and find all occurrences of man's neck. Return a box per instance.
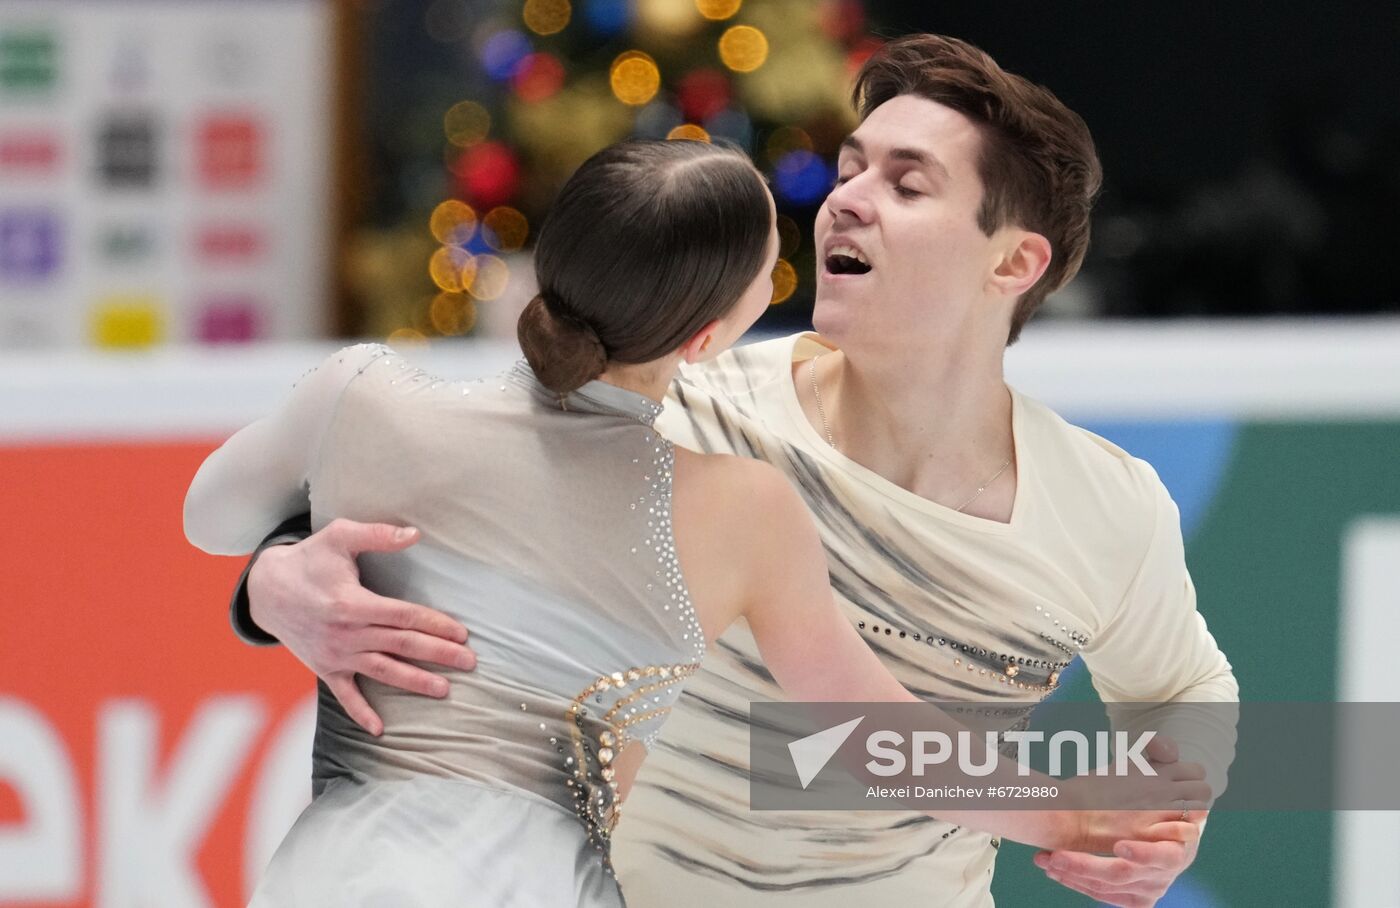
[802,332,1017,518]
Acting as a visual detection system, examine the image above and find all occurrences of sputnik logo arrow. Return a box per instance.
[788,716,864,789]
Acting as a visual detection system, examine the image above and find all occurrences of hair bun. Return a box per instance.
[516,293,608,394]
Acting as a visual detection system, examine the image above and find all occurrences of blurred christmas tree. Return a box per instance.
[344,0,883,344]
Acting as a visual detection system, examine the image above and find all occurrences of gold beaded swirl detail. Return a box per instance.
[564,661,700,862]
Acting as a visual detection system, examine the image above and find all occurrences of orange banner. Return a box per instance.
[1,439,316,906]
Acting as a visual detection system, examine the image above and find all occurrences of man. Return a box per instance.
[225,35,1235,907]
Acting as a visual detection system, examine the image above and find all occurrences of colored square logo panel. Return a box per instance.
[0,29,59,93]
[90,296,164,348]
[98,223,157,264]
[0,209,60,282]
[197,114,264,190]
[196,224,264,263]
[0,130,61,175]
[196,296,263,343]
[98,113,159,189]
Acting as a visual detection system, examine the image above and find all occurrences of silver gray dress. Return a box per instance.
[239,343,707,906]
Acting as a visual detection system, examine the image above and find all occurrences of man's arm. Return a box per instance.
[1038,462,1238,908]
[230,513,312,644]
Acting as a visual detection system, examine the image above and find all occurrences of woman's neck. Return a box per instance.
[596,354,682,404]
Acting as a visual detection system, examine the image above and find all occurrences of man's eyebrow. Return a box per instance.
[839,136,950,180]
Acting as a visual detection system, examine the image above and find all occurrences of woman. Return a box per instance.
[184,140,1203,905]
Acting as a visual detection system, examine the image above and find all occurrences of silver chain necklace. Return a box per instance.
[808,354,1012,513]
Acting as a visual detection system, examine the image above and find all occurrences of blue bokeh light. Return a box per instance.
[774,149,835,206]
[582,0,631,37]
[480,30,532,82]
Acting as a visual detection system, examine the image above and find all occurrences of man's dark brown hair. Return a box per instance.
[853,34,1103,344]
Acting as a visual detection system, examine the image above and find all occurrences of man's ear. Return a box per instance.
[989,230,1052,298]
[680,318,724,364]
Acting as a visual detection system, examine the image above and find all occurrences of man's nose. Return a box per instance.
[823,175,875,225]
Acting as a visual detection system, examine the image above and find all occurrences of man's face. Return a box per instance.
[813,94,1002,350]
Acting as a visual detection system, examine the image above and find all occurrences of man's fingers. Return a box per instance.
[1044,869,1153,908]
[1162,759,1206,782]
[325,673,383,737]
[1144,732,1179,764]
[356,653,451,699]
[1039,852,1142,885]
[325,518,422,556]
[1145,819,1201,845]
[362,627,477,671]
[1115,838,1189,871]
[356,591,469,644]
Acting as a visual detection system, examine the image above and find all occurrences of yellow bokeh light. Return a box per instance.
[770,258,797,304]
[387,327,429,347]
[483,206,530,251]
[764,125,813,164]
[695,0,741,20]
[430,292,478,335]
[468,254,511,300]
[610,51,661,106]
[776,214,800,258]
[637,0,704,35]
[523,0,571,35]
[718,25,768,73]
[429,246,472,292]
[430,199,477,245]
[667,123,711,142]
[444,100,491,148]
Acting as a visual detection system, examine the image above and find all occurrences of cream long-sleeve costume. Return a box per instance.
[610,333,1236,907]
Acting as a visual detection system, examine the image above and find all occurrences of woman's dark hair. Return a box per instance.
[518,139,772,393]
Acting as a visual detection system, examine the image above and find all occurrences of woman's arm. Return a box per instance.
[183,343,389,555]
[682,455,1204,853]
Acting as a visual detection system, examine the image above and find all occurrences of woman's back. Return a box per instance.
[250,341,710,904]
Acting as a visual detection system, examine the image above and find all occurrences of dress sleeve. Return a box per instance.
[183,342,393,556]
[1081,460,1239,797]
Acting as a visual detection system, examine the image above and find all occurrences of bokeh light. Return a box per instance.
[695,0,742,21]
[429,246,473,292]
[387,327,429,347]
[677,68,731,122]
[481,29,533,81]
[818,0,865,42]
[444,100,491,148]
[430,292,478,335]
[523,0,572,35]
[451,141,521,209]
[667,123,711,141]
[765,125,813,164]
[774,149,833,205]
[637,0,704,36]
[429,199,478,245]
[610,51,661,106]
[483,206,530,251]
[468,254,511,300]
[704,108,752,149]
[718,25,768,73]
[512,53,566,102]
[770,259,797,304]
[776,213,800,257]
[581,0,631,36]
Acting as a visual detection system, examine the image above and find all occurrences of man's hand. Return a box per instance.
[1035,734,1205,908]
[248,517,476,736]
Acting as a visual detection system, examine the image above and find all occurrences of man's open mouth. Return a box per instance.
[825,244,872,276]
